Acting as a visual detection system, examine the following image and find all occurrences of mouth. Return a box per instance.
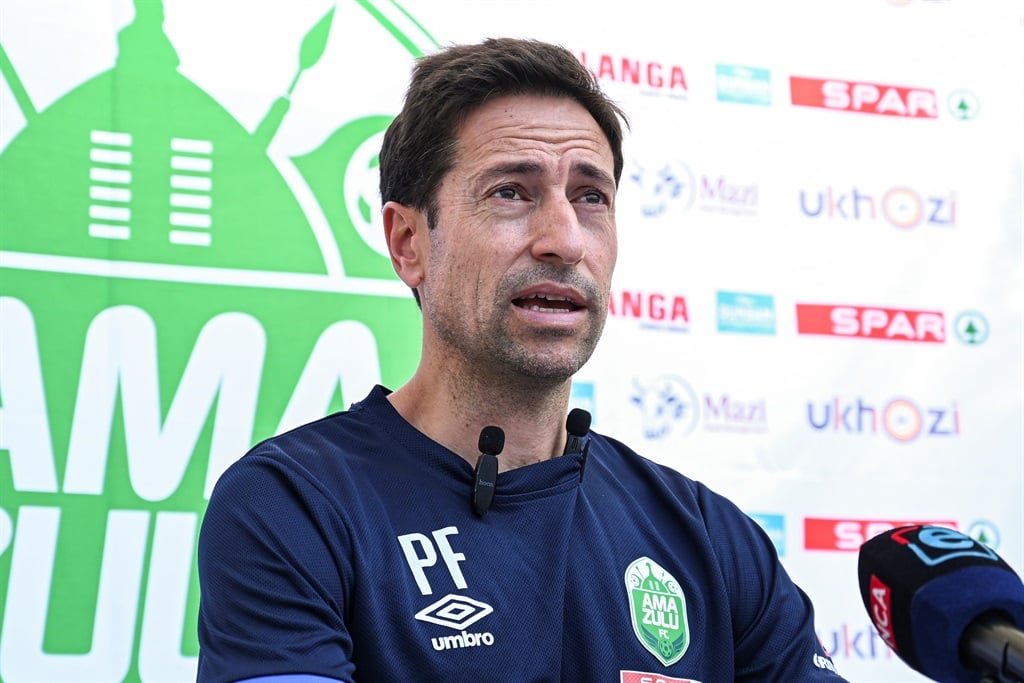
[511,284,587,314]
[512,293,584,313]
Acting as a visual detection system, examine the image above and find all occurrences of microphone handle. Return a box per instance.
[961,614,1024,683]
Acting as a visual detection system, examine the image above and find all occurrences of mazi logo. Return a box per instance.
[625,557,689,666]
[630,376,699,439]
[626,159,758,218]
[626,159,696,217]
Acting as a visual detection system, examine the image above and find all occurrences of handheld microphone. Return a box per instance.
[562,408,592,482]
[858,524,1024,683]
[471,426,504,516]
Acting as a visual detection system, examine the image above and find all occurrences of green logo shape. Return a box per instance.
[625,556,689,666]
[0,1,437,679]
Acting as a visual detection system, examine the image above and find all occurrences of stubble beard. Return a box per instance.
[427,266,608,390]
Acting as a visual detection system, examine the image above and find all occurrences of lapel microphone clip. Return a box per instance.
[472,425,504,516]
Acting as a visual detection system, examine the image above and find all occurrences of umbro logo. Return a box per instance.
[415,593,493,630]
[417,594,496,652]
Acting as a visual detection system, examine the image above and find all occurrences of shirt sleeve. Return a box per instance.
[196,446,355,683]
[700,487,849,682]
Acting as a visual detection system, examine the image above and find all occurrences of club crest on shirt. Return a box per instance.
[625,556,690,666]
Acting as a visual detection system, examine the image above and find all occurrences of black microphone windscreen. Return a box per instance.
[478,425,504,455]
[858,524,1024,683]
[566,408,591,436]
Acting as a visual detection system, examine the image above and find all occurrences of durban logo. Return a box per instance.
[625,557,690,666]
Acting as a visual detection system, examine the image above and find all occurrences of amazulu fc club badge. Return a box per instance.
[625,557,690,666]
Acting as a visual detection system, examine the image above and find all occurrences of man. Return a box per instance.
[197,38,846,682]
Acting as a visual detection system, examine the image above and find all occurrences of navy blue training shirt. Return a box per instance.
[197,386,846,682]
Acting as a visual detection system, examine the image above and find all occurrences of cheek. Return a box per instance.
[588,228,617,275]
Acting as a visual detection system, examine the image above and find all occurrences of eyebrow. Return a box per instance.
[479,160,616,189]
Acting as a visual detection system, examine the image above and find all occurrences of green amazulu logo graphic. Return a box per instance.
[625,556,690,666]
[0,1,437,680]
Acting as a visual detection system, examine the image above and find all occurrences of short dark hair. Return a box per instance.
[379,37,628,229]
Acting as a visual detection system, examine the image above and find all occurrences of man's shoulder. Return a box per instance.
[589,431,697,486]
[588,432,757,525]
[213,385,397,491]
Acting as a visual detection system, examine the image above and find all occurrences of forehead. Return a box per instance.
[451,94,615,180]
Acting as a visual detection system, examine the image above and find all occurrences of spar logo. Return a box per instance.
[0,2,436,681]
[806,396,961,441]
[609,289,690,333]
[576,49,688,98]
[804,518,959,552]
[796,304,945,343]
[625,557,689,666]
[624,159,758,218]
[790,76,938,118]
[797,185,955,230]
[630,375,768,439]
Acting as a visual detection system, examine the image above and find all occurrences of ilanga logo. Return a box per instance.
[625,557,689,666]
[0,1,436,681]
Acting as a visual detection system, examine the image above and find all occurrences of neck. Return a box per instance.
[388,357,573,472]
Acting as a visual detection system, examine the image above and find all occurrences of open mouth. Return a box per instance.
[512,294,583,313]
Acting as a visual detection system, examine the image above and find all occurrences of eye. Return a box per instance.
[577,190,608,205]
[492,186,522,200]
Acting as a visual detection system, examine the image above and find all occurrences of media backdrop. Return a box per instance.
[0,1,1021,681]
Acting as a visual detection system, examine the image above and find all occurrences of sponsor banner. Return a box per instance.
[621,672,703,683]
[1,3,1021,683]
[796,304,945,343]
[806,396,960,441]
[717,291,776,335]
[790,76,938,118]
[576,50,689,98]
[804,518,958,551]
[716,64,771,106]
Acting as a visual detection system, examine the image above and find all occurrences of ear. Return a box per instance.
[383,201,428,290]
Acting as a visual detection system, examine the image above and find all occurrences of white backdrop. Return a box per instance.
[0,1,1021,682]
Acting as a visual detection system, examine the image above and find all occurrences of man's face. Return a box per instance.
[419,93,618,383]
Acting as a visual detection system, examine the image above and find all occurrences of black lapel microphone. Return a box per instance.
[562,408,592,482]
[472,426,504,516]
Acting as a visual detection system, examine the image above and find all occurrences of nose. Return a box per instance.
[529,196,585,265]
